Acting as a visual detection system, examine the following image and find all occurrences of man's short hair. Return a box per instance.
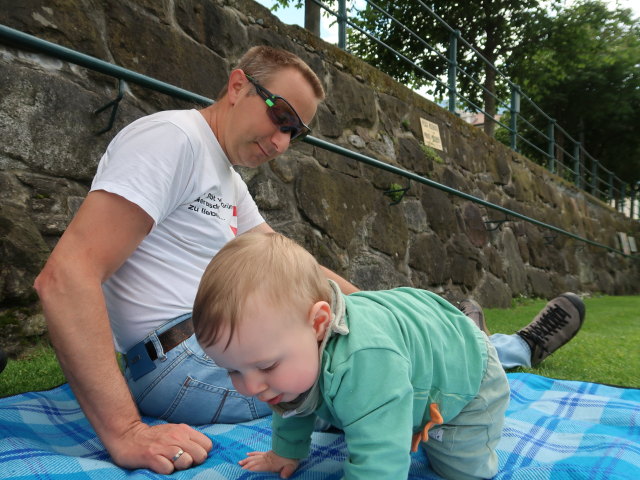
[216,45,325,101]
[193,232,331,349]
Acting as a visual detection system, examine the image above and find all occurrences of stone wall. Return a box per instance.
[1,0,638,345]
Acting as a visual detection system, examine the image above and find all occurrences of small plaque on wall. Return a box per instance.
[616,231,631,255]
[420,118,443,151]
[628,236,637,253]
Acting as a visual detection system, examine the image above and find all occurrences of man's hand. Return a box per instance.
[106,421,213,474]
[239,450,300,478]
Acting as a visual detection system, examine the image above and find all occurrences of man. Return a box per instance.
[35,46,357,474]
[35,45,584,475]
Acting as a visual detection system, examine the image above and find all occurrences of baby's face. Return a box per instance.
[203,294,326,405]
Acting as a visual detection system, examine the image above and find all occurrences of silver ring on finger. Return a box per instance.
[171,449,185,463]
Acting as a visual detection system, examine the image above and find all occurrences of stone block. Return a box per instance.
[474,273,512,308]
[525,267,554,299]
[316,104,345,139]
[324,70,377,132]
[370,201,408,258]
[396,137,433,176]
[408,232,448,285]
[510,166,535,203]
[349,250,409,290]
[0,61,117,181]
[0,203,50,304]
[420,185,458,238]
[313,139,362,176]
[278,222,347,277]
[499,227,527,293]
[446,234,481,288]
[176,0,249,57]
[295,161,375,249]
[402,199,428,233]
[106,0,228,104]
[0,0,109,59]
[462,202,488,248]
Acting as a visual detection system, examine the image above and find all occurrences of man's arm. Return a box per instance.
[246,223,360,294]
[34,191,212,474]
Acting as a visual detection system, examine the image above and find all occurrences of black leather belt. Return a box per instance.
[147,317,194,361]
[124,317,194,381]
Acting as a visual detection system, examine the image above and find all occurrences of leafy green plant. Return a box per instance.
[421,144,443,164]
[385,182,408,204]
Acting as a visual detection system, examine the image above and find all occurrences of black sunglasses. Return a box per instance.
[245,74,311,142]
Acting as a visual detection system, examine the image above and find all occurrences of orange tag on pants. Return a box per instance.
[411,403,443,452]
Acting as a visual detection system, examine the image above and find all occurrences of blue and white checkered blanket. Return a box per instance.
[1,373,639,479]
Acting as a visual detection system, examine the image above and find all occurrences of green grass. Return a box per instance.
[0,339,66,398]
[486,295,640,388]
[0,295,638,398]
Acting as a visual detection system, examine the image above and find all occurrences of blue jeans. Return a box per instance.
[423,340,510,480]
[123,314,272,425]
[490,333,532,368]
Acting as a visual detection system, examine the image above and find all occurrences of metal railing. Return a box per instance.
[309,0,637,219]
[0,23,637,259]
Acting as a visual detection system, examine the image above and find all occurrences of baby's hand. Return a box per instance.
[239,450,300,478]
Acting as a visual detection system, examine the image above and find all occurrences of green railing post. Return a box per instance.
[608,171,614,203]
[573,142,581,188]
[509,85,520,151]
[591,160,598,196]
[620,182,627,214]
[338,0,347,50]
[547,119,556,173]
[448,30,459,114]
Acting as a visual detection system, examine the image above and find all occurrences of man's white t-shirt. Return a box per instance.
[91,109,264,352]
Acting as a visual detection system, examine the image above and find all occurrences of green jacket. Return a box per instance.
[272,288,488,479]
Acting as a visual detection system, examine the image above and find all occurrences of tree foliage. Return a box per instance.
[506,0,640,186]
[267,1,541,136]
[347,0,542,136]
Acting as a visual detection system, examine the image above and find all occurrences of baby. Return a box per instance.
[192,232,510,480]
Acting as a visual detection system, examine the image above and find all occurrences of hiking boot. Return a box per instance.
[459,299,490,335]
[517,293,586,367]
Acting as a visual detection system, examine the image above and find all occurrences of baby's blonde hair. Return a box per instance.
[193,232,331,349]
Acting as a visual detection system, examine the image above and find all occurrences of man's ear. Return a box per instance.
[227,69,248,105]
[308,301,331,341]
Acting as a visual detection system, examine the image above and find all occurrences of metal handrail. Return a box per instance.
[313,0,635,218]
[0,24,636,259]
[0,25,213,106]
[304,137,635,257]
